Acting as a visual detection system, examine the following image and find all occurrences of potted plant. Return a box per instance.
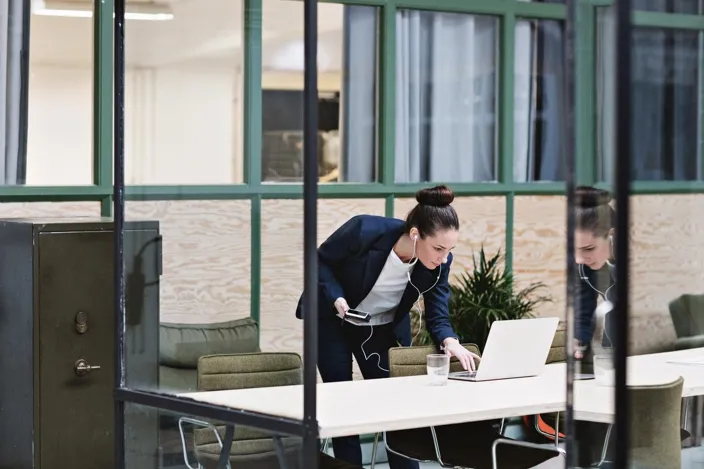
[412,246,552,351]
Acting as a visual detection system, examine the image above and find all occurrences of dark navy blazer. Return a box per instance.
[575,262,616,347]
[295,214,457,346]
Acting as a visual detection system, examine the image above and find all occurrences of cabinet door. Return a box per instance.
[37,230,115,469]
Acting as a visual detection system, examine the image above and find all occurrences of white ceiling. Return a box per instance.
[29,0,347,70]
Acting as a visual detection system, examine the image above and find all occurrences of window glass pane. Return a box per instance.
[125,1,244,184]
[514,19,566,182]
[597,8,702,182]
[22,1,94,185]
[634,0,702,13]
[395,10,499,183]
[261,2,378,183]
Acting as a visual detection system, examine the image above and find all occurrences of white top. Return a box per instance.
[180,348,704,438]
[346,250,415,326]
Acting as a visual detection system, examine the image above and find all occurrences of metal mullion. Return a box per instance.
[115,388,306,437]
[632,11,704,30]
[498,11,516,185]
[701,30,704,181]
[393,0,565,19]
[0,185,112,200]
[243,0,263,186]
[320,0,386,5]
[93,0,114,216]
[576,2,596,186]
[614,1,633,469]
[302,0,320,465]
[379,1,396,186]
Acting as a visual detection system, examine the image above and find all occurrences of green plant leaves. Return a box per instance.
[413,245,552,350]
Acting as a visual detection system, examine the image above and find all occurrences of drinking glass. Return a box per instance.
[427,354,450,386]
[594,353,615,386]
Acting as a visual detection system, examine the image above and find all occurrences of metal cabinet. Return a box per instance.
[0,218,161,469]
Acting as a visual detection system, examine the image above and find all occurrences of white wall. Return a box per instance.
[26,62,343,186]
[27,62,241,185]
[27,66,93,185]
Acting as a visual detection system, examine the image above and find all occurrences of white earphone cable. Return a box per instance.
[578,263,615,346]
[359,235,441,373]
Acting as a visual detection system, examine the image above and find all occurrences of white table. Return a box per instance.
[182,364,567,438]
[180,348,704,437]
[574,348,704,424]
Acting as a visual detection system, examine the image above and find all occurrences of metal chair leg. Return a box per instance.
[596,424,614,467]
[491,438,565,469]
[272,435,289,469]
[178,417,228,469]
[370,432,380,469]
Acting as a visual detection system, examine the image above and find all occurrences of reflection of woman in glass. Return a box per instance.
[573,186,617,360]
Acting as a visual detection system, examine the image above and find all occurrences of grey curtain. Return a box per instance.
[597,5,701,182]
[340,5,377,183]
[513,19,565,182]
[0,0,28,185]
[393,10,496,183]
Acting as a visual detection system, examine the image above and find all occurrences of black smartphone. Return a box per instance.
[345,309,372,322]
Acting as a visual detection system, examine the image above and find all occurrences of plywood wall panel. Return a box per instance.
[259,199,386,356]
[127,200,251,324]
[513,196,566,319]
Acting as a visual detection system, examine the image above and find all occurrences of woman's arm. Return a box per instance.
[316,215,364,309]
[422,253,458,346]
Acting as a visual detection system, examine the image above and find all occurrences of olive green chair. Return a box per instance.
[592,376,685,469]
[370,343,564,469]
[669,293,704,350]
[178,352,303,469]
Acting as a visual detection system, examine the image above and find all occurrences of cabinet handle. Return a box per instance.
[74,359,101,376]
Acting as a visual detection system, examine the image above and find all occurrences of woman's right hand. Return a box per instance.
[334,298,350,318]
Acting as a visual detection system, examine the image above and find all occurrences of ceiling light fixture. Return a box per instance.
[32,0,175,21]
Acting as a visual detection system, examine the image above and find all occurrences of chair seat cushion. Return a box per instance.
[196,436,300,457]
[386,421,560,469]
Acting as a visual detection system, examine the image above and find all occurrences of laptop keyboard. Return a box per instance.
[453,371,477,378]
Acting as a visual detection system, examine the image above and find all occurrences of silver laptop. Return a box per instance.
[449,317,559,382]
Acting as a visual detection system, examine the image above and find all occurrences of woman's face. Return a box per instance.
[575,229,611,270]
[414,229,459,270]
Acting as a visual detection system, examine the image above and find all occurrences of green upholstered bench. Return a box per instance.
[159,317,260,393]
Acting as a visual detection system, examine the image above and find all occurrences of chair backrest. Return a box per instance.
[546,322,566,364]
[193,352,303,451]
[388,343,480,377]
[668,293,704,338]
[197,352,302,391]
[628,376,684,469]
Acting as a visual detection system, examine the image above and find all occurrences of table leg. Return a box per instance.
[218,425,235,469]
[272,435,289,469]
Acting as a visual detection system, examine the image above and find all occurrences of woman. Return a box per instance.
[571,186,619,466]
[295,185,478,469]
[570,187,689,464]
[573,186,617,360]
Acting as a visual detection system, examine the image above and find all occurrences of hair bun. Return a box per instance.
[416,185,455,207]
[575,186,611,209]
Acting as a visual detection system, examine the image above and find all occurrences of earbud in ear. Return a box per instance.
[413,235,418,242]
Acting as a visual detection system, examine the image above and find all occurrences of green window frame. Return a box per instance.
[7,0,704,323]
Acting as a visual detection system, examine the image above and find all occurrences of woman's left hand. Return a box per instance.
[442,338,480,371]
